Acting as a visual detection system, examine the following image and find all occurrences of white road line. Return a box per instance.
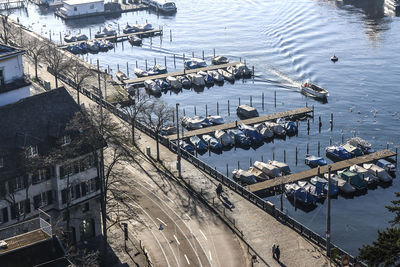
[209,250,212,261]
[157,218,167,226]
[199,230,207,241]
[184,254,190,265]
[174,234,181,245]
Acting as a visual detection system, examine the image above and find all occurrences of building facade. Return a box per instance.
[0,45,31,106]
[0,87,104,243]
[59,0,105,17]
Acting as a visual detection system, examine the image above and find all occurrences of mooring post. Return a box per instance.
[274,91,277,108]
[318,141,320,157]
[164,56,167,69]
[173,54,176,68]
[307,119,310,135]
[183,53,185,62]
[213,48,215,57]
[226,163,229,177]
[59,32,62,43]
[295,146,298,165]
[205,104,208,117]
[261,155,264,162]
[239,97,241,106]
[194,105,197,115]
[117,64,119,71]
[208,140,211,156]
[195,147,198,157]
[150,37,153,46]
[192,51,194,58]
[307,143,309,154]
[273,151,275,160]
[296,121,299,136]
[252,66,254,78]
[217,102,219,115]
[318,166,320,176]
[202,50,204,60]
[284,150,286,163]
[318,116,322,132]
[330,136,332,146]
[387,142,389,149]
[312,105,315,118]
[154,57,156,65]
[136,60,138,68]
[249,157,252,166]
[89,28,91,39]
[396,148,398,169]
[341,133,344,144]
[262,92,264,110]
[145,59,147,70]
[330,113,333,131]
[170,29,172,42]
[183,108,185,116]
[108,65,110,74]
[228,100,230,116]
[237,160,240,169]
[49,30,51,42]
[118,23,120,34]
[126,62,129,77]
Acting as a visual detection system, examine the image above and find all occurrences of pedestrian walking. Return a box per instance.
[275,245,280,262]
[272,244,276,259]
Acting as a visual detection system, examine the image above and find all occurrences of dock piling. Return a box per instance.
[174,54,176,68]
[249,157,252,166]
[252,66,254,79]
[226,164,229,177]
[59,32,62,43]
[318,116,322,132]
[262,92,264,110]
[341,133,344,144]
[89,28,91,39]
[164,56,167,70]
[202,50,204,60]
[312,105,314,118]
[387,142,389,149]
[284,150,286,163]
[228,100,230,116]
[239,97,241,106]
[307,119,310,135]
[108,65,110,74]
[261,155,264,162]
[330,137,332,146]
[318,141,320,157]
[183,108,185,116]
[183,53,185,62]
[273,151,275,160]
[170,29,172,42]
[126,62,129,77]
[194,105,197,115]
[136,61,138,68]
[250,96,252,107]
[117,64,119,71]
[206,104,208,117]
[154,57,156,65]
[330,113,333,131]
[172,110,175,123]
[213,48,215,57]
[307,143,309,154]
[145,59,148,71]
[295,146,298,165]
[396,148,398,168]
[296,121,299,136]
[274,91,276,108]
[217,102,219,115]
[192,51,194,58]
[238,160,240,170]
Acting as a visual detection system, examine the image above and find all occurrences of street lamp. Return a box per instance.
[326,165,332,258]
[176,103,181,178]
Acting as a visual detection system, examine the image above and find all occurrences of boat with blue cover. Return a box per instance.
[227,129,251,147]
[325,145,352,161]
[310,176,339,197]
[197,71,214,86]
[238,124,264,144]
[202,135,222,151]
[305,155,327,167]
[232,169,257,185]
[189,136,208,152]
[285,183,317,206]
[184,58,207,70]
[179,140,194,153]
[298,181,325,200]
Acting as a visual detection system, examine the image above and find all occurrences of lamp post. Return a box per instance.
[176,103,181,178]
[326,165,332,257]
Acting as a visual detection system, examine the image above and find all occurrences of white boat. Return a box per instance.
[331,55,338,62]
[232,169,257,185]
[102,25,116,36]
[236,105,259,118]
[363,163,392,183]
[214,129,234,147]
[349,164,379,185]
[301,82,329,99]
[207,115,224,125]
[235,63,252,77]
[253,161,281,178]
[129,35,142,46]
[211,55,229,65]
[376,159,396,173]
[186,73,205,86]
[264,122,286,137]
[144,79,161,95]
[346,137,374,154]
[145,0,177,13]
[268,160,291,175]
[226,65,241,78]
[76,33,88,41]
[207,70,224,83]
[248,167,269,181]
[116,70,128,81]
[184,58,207,70]
[254,123,274,139]
[217,69,235,82]
[324,173,356,194]
[166,76,182,90]
[181,116,203,130]
[134,68,148,78]
[176,76,191,88]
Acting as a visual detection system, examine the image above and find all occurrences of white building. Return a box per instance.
[0,87,105,244]
[0,45,31,107]
[59,0,105,17]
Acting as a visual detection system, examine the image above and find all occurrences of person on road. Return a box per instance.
[275,245,280,262]
[272,244,276,259]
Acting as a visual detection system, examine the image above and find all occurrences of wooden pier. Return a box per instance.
[124,62,240,86]
[246,149,397,194]
[166,107,313,141]
[58,29,162,48]
[0,0,25,10]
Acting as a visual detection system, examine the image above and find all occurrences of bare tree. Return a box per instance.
[117,89,152,145]
[0,13,15,45]
[42,41,70,88]
[25,37,46,81]
[63,58,93,105]
[145,100,174,161]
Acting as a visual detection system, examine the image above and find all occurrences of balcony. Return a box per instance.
[0,76,31,94]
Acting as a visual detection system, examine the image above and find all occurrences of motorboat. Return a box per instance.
[235,63,252,78]
[254,123,274,139]
[184,58,207,70]
[341,143,363,157]
[376,159,396,173]
[301,82,329,99]
[153,64,168,74]
[285,183,317,206]
[98,40,110,52]
[211,55,229,65]
[138,23,154,32]
[103,40,113,50]
[236,105,259,119]
[331,54,338,62]
[337,169,368,191]
[349,164,379,186]
[325,173,356,194]
[227,129,251,147]
[145,0,177,14]
[325,146,351,161]
[144,79,161,95]
[186,73,205,87]
[248,167,269,181]
[298,181,325,200]
[253,161,281,178]
[363,163,392,183]
[226,66,241,78]
[189,136,208,152]
[64,34,77,43]
[214,130,234,147]
[264,122,286,137]
[232,169,257,185]
[202,134,222,151]
[268,160,291,175]
[123,24,138,34]
[346,137,374,154]
[66,44,80,54]
[102,25,116,36]
[238,124,264,144]
[181,116,203,130]
[207,70,224,83]
[166,76,182,90]
[160,125,176,136]
[134,68,148,78]
[179,140,194,153]
[198,71,214,86]
[176,76,191,88]
[217,69,235,82]
[87,41,100,53]
[76,33,88,41]
[207,115,224,125]
[94,31,107,38]
[310,176,339,197]
[305,155,327,167]
[155,79,171,91]
[128,35,142,46]
[276,118,297,135]
[116,70,128,81]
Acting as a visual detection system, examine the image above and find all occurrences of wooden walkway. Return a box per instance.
[125,62,241,86]
[246,149,397,194]
[58,29,162,48]
[166,107,313,141]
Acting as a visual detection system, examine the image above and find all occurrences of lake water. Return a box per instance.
[9,0,400,256]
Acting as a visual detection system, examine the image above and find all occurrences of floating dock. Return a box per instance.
[166,107,313,141]
[124,62,240,86]
[58,29,162,48]
[246,149,397,194]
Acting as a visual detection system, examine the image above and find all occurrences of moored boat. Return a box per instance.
[349,164,379,186]
[285,183,317,206]
[116,70,128,81]
[189,136,208,152]
[253,161,281,178]
[238,124,264,144]
[217,68,235,82]
[232,169,257,185]
[325,145,352,161]
[248,167,269,181]
[301,82,329,99]
[211,55,229,65]
[268,160,291,175]
[207,70,224,83]
[254,123,274,139]
[310,176,339,197]
[325,173,356,194]
[202,134,222,151]
[198,71,214,86]
[207,115,224,125]
[176,76,191,88]
[342,143,363,157]
[227,129,251,147]
[376,159,396,173]
[214,130,234,147]
[305,155,327,167]
[166,76,182,90]
[184,58,207,70]
[337,169,368,191]
[363,163,392,183]
[298,181,325,200]
[128,35,142,46]
[236,105,259,119]
[144,79,162,95]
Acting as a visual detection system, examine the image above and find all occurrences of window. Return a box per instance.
[61,135,71,146]
[74,6,77,11]
[0,69,5,88]
[33,191,52,209]
[33,169,51,184]
[81,182,87,196]
[0,157,3,168]
[61,189,68,204]
[90,4,94,9]
[75,184,81,198]
[82,202,89,213]
[11,176,26,192]
[28,146,38,157]
[1,207,8,223]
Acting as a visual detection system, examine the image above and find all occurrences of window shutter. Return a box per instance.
[59,166,65,178]
[25,199,31,214]
[47,190,53,205]
[75,184,81,198]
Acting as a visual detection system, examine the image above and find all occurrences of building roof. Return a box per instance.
[63,0,103,6]
[0,87,80,152]
[0,44,25,61]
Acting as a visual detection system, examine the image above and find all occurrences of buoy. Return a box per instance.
[331,54,338,62]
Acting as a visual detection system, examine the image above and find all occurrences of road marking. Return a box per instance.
[199,230,207,241]
[209,250,212,261]
[157,218,167,226]
[184,254,190,265]
[174,234,180,245]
